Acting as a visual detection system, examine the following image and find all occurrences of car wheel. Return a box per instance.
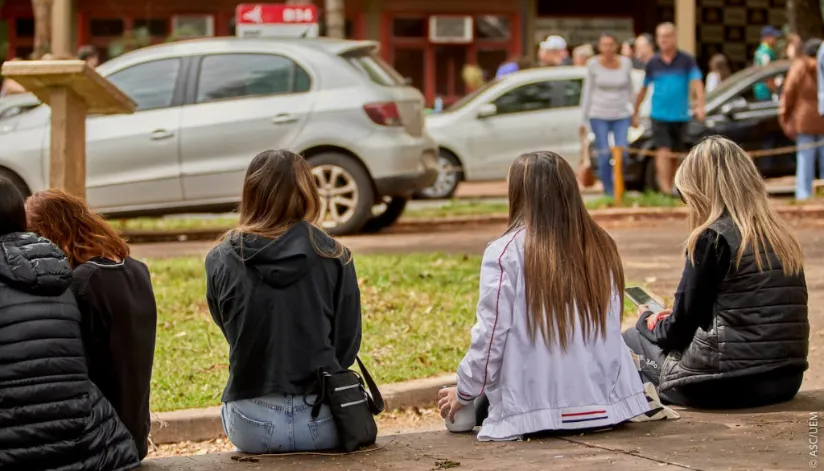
[361,196,408,234]
[414,150,463,200]
[643,157,660,193]
[309,153,374,236]
[0,169,30,198]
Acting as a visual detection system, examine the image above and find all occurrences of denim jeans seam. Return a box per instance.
[251,399,288,412]
[308,415,336,450]
[225,403,275,453]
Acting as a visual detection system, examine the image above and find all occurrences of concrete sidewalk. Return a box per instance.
[143,391,823,470]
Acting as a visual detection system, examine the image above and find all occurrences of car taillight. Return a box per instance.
[363,102,403,126]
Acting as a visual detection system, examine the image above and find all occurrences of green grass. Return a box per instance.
[110,193,682,233]
[148,253,639,412]
[109,216,239,232]
[584,192,683,211]
[402,200,510,219]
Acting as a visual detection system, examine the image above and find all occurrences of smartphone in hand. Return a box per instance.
[625,287,666,314]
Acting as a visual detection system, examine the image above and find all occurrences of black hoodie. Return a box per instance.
[0,233,139,471]
[205,222,362,402]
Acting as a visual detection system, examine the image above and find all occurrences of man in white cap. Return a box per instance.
[539,35,571,66]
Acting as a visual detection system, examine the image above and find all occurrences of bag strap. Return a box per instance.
[309,368,328,420]
[356,356,385,414]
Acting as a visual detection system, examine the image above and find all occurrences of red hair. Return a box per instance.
[25,190,130,267]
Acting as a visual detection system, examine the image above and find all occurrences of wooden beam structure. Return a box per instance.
[0,60,135,199]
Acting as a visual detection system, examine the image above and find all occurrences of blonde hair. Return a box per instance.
[674,136,803,275]
[507,152,624,351]
[573,44,595,61]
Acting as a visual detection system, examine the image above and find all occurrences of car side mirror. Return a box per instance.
[477,103,497,119]
[721,97,748,116]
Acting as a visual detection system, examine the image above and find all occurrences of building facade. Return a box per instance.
[0,0,791,106]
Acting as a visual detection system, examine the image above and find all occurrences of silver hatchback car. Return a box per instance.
[0,37,438,235]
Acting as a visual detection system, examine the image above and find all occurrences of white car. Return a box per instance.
[0,38,437,235]
[421,66,648,199]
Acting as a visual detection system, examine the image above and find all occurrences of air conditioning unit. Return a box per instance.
[429,16,473,44]
[172,14,215,38]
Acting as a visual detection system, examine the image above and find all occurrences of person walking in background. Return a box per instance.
[817,41,824,117]
[621,39,634,59]
[633,22,705,195]
[437,152,648,439]
[753,26,782,101]
[78,45,100,67]
[0,179,140,470]
[580,34,635,197]
[0,57,26,97]
[495,56,533,79]
[633,33,655,70]
[705,54,731,93]
[25,190,158,460]
[623,137,808,409]
[206,150,362,453]
[538,35,571,66]
[780,38,824,201]
[786,33,802,60]
[573,44,595,66]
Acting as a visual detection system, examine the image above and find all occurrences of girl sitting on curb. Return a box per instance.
[26,190,158,460]
[206,150,362,453]
[624,136,808,409]
[438,151,650,440]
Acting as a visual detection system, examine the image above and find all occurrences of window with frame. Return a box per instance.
[106,59,181,111]
[196,54,311,104]
[493,79,583,115]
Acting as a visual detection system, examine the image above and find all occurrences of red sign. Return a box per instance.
[236,4,318,25]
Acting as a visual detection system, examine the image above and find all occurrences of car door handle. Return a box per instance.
[271,114,298,125]
[150,129,175,141]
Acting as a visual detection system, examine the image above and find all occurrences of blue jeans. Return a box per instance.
[590,117,631,197]
[221,393,339,453]
[796,134,824,200]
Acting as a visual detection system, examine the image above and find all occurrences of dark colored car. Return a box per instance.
[593,61,802,191]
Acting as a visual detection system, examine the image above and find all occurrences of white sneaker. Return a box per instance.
[631,382,681,422]
[445,399,478,433]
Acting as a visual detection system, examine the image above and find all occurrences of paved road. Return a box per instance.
[131,221,824,391]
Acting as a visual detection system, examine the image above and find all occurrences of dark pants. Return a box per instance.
[622,327,804,409]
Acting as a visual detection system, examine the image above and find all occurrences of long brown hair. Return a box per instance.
[507,152,625,351]
[226,149,347,260]
[674,136,803,275]
[25,190,130,267]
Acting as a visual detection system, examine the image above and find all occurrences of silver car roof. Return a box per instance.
[97,37,379,75]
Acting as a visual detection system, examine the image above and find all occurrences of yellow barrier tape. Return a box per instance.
[616,137,824,159]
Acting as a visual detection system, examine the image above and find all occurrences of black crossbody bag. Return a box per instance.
[308,356,384,452]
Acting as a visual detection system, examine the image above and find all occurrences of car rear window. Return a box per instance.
[344,51,405,86]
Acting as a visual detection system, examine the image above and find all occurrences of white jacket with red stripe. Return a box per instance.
[456,229,649,441]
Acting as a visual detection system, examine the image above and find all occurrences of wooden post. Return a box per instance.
[49,87,87,197]
[51,0,73,58]
[612,146,625,205]
[325,0,346,38]
[0,60,135,201]
[675,0,696,56]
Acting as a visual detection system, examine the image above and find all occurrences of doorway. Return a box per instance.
[433,45,468,107]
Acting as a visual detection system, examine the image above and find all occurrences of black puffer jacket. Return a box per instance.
[0,233,140,471]
[660,216,809,390]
